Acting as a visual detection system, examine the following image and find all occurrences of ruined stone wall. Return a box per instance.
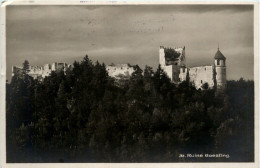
[179,67,188,82]
[159,46,185,67]
[159,46,186,83]
[188,66,215,89]
[162,65,173,81]
[42,64,52,78]
[12,62,133,80]
[27,66,43,79]
[106,64,135,79]
[162,65,182,83]
[174,47,186,67]
[12,66,24,77]
[12,63,71,80]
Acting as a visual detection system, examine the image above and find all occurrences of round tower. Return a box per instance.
[214,47,226,90]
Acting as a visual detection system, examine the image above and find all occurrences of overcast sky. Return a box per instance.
[6,5,254,81]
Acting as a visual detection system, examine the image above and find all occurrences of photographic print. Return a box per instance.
[2,2,257,166]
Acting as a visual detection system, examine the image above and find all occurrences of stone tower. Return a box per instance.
[159,46,166,66]
[214,47,227,90]
[159,46,186,66]
[159,46,185,83]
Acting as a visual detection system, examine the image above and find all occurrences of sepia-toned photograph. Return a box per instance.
[2,2,257,165]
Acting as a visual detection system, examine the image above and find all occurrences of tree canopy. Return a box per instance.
[6,56,254,162]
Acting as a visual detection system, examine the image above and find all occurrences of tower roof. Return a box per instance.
[214,48,226,60]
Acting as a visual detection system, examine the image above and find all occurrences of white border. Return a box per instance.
[1,1,259,168]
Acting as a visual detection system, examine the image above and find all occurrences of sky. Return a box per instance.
[6,5,254,81]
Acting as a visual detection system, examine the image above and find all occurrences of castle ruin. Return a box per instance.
[159,46,227,90]
[12,62,73,80]
[12,46,226,91]
[12,62,135,81]
[106,64,135,79]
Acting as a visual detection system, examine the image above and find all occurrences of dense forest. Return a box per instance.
[6,55,254,162]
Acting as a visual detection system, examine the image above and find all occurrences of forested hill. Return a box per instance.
[6,55,254,162]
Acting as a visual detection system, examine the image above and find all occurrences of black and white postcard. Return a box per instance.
[1,1,259,168]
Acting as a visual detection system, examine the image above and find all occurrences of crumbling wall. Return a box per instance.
[42,64,52,78]
[179,67,188,82]
[162,65,181,83]
[159,46,185,67]
[106,64,135,79]
[159,46,186,83]
[162,65,174,81]
[12,62,71,80]
[188,66,214,89]
[12,66,24,77]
